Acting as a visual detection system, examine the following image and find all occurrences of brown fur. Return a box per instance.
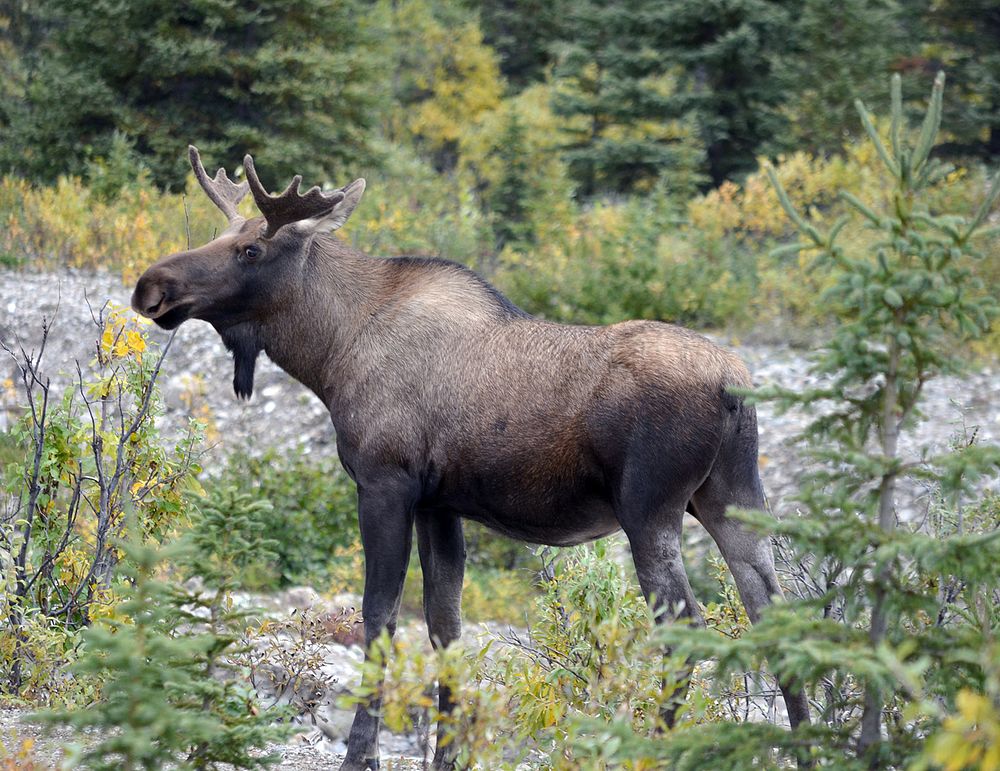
[132,152,810,771]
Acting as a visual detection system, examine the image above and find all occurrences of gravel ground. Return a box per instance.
[2,268,999,769]
[0,707,427,771]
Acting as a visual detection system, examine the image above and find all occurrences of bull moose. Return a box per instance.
[132,147,810,770]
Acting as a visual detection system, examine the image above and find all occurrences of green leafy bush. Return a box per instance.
[346,541,709,768]
[207,447,538,621]
[491,542,680,746]
[204,448,358,589]
[499,187,753,329]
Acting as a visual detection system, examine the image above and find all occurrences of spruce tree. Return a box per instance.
[551,0,705,197]
[774,0,903,155]
[573,72,1000,769]
[651,0,793,186]
[489,110,534,250]
[2,0,387,189]
[479,0,568,88]
[40,541,291,770]
[920,0,1000,159]
[40,491,290,770]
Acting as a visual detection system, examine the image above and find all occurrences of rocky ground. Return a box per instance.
[0,706,427,771]
[2,269,999,768]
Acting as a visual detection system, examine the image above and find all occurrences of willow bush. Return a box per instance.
[2,113,997,352]
[0,308,201,704]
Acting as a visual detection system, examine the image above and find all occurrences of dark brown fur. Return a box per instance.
[132,150,809,771]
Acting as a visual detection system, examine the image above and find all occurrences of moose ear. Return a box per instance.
[298,178,366,234]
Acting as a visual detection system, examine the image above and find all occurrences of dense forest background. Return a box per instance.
[2,2,1000,769]
[3,0,1000,193]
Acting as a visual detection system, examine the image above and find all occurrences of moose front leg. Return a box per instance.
[341,485,416,771]
[415,510,466,770]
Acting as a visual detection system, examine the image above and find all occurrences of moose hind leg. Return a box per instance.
[416,510,466,770]
[341,485,416,771]
[620,503,704,728]
[690,470,811,729]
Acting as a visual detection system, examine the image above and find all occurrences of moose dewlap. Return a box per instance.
[132,146,809,771]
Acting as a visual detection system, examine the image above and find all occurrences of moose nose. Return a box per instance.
[131,278,166,318]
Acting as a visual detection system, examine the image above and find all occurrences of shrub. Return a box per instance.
[1,306,201,703]
[0,138,501,290]
[186,485,282,591]
[0,738,44,770]
[686,133,999,335]
[490,541,679,749]
[2,121,994,351]
[37,475,294,769]
[346,541,717,768]
[0,174,233,281]
[499,187,753,329]
[207,447,538,619]
[204,448,358,589]
[344,140,497,269]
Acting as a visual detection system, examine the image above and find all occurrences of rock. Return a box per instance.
[283,586,323,610]
[327,592,363,612]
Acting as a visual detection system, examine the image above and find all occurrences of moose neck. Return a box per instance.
[253,237,380,404]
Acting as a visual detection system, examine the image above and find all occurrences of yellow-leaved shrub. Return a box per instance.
[1,129,995,351]
[0,174,256,282]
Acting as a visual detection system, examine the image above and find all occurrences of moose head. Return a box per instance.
[131,146,364,398]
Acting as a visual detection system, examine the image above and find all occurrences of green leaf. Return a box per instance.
[883,288,903,308]
[911,72,945,175]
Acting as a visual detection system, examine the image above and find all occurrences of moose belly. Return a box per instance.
[425,460,621,547]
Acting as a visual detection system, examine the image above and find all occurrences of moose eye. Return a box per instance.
[242,244,262,262]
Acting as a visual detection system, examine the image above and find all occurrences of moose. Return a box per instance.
[132,147,810,770]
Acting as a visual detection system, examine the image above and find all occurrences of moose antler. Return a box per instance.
[188,146,249,223]
[243,155,345,238]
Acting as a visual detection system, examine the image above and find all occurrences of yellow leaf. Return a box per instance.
[984,742,1000,771]
[126,329,146,354]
